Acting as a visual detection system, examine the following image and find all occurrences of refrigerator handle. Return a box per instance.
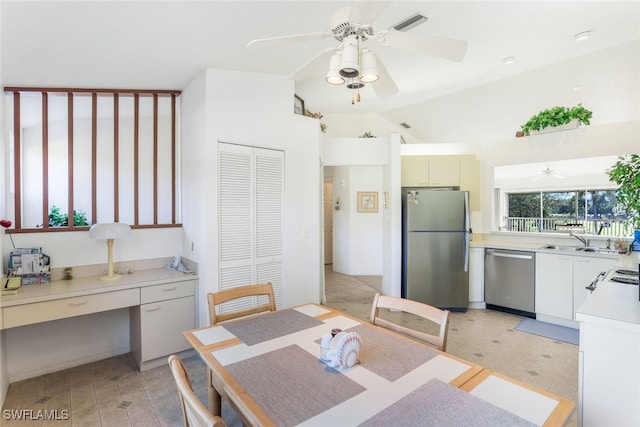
[463,192,470,272]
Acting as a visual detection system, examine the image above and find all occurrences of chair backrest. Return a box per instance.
[168,355,226,427]
[207,282,276,325]
[370,293,450,352]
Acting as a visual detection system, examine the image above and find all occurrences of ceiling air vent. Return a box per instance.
[390,13,428,32]
[400,122,412,129]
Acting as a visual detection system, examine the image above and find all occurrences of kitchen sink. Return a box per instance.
[539,244,627,255]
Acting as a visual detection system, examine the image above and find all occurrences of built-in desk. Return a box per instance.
[0,265,198,399]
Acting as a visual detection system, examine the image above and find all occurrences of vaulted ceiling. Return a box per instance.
[2,1,639,144]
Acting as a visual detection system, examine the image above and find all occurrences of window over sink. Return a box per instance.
[494,156,634,237]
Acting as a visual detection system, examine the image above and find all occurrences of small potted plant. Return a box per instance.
[520,103,592,136]
[607,154,640,250]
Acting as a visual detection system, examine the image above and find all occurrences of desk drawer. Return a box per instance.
[141,280,194,304]
[3,288,140,328]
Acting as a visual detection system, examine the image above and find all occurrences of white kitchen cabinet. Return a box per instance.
[401,156,429,186]
[131,280,196,370]
[572,256,616,320]
[428,158,460,186]
[535,253,618,325]
[535,253,573,319]
[469,247,485,308]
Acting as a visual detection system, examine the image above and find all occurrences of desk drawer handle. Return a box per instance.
[145,306,161,312]
[162,287,177,292]
[69,300,88,306]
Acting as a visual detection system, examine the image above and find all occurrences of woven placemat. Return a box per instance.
[359,378,536,427]
[348,324,439,382]
[222,308,323,346]
[226,344,365,426]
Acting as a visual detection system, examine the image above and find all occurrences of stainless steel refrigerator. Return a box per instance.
[401,188,471,311]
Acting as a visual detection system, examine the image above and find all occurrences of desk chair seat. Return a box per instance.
[168,354,226,427]
[370,293,450,352]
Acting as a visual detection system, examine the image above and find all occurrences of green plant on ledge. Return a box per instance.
[48,205,90,227]
[607,154,640,231]
[520,103,592,136]
[359,131,376,138]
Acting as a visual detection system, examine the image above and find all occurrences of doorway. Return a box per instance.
[323,179,334,265]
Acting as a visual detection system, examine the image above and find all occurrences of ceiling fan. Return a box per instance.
[246,1,468,103]
[532,164,576,180]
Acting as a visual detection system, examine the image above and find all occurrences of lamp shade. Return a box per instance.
[359,50,379,83]
[89,223,132,240]
[339,34,360,78]
[326,53,345,85]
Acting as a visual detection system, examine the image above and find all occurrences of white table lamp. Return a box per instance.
[89,222,132,281]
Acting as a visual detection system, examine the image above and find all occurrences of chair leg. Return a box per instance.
[207,367,222,416]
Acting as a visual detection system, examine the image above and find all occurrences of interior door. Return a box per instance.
[323,180,333,264]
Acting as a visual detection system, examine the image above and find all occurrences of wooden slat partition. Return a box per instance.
[3,86,182,232]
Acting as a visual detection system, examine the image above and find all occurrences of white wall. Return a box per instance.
[321,113,422,145]
[180,69,322,327]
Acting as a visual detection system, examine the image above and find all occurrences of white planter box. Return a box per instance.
[531,118,580,135]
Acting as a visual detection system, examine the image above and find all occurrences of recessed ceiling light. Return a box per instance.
[502,56,516,65]
[574,30,592,41]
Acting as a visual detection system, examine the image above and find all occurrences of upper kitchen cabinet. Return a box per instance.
[401,155,480,211]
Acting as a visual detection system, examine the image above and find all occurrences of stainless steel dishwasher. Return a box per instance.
[484,248,535,318]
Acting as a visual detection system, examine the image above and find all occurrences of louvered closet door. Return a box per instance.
[218,143,284,313]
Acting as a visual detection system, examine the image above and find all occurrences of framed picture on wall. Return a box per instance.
[294,94,305,115]
[357,192,378,213]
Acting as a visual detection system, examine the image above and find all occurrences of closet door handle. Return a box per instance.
[145,306,161,312]
[69,300,88,306]
[162,287,177,292]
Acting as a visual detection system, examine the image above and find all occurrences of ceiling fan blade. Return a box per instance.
[348,0,392,25]
[247,31,331,48]
[370,55,398,97]
[287,48,336,81]
[377,30,468,62]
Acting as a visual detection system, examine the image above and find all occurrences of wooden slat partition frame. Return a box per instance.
[91,92,98,225]
[114,93,120,222]
[12,92,22,229]
[41,92,49,229]
[134,93,140,226]
[3,86,182,231]
[171,94,177,224]
[153,93,158,225]
[67,92,75,227]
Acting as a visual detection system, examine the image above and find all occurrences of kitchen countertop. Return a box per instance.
[575,252,640,332]
[471,238,623,259]
[0,267,197,308]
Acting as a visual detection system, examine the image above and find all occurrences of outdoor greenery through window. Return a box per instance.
[4,87,181,232]
[504,190,630,236]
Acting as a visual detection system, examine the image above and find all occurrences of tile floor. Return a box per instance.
[2,268,578,426]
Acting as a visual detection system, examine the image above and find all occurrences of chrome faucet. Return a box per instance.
[570,232,590,247]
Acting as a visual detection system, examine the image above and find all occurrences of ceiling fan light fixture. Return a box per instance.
[346,82,364,89]
[339,34,360,78]
[359,50,379,83]
[326,53,345,85]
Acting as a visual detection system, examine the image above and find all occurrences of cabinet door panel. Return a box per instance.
[401,157,429,186]
[140,296,195,360]
[429,158,460,186]
[535,253,573,319]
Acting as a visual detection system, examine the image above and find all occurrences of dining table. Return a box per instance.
[183,303,574,427]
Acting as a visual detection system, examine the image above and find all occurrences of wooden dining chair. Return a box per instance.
[205,282,276,417]
[168,354,227,427]
[370,293,450,352]
[207,282,276,325]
